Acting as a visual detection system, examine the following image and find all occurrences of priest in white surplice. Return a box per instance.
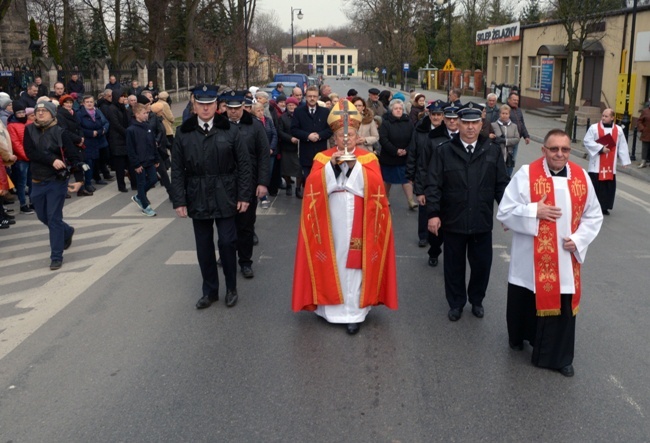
[292,100,398,335]
[497,129,603,377]
[583,108,631,215]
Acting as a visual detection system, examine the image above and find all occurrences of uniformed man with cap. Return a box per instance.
[223,92,270,279]
[406,99,449,266]
[171,85,252,309]
[425,101,510,322]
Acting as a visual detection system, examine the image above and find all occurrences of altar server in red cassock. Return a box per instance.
[292,99,398,335]
[583,108,630,215]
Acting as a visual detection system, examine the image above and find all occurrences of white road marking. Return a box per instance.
[608,375,645,418]
[165,250,220,265]
[617,189,650,215]
[0,217,174,361]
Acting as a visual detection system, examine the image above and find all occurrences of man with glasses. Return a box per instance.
[497,129,603,377]
[290,85,332,197]
[426,102,509,322]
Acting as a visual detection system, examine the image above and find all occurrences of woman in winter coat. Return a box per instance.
[351,97,379,152]
[490,104,520,177]
[408,93,426,125]
[378,98,417,210]
[252,102,277,206]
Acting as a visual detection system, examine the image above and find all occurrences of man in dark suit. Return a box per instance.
[290,85,332,198]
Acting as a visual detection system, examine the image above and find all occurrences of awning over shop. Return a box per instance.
[537,45,568,57]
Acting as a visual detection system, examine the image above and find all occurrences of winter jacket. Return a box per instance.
[378,111,413,167]
[171,113,252,219]
[230,110,271,190]
[56,106,84,147]
[126,120,160,168]
[76,106,109,160]
[24,122,83,183]
[406,118,450,196]
[103,101,129,157]
[277,111,296,154]
[425,134,510,234]
[358,108,379,150]
[491,120,520,161]
[7,115,28,161]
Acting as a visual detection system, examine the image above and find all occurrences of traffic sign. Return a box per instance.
[375,67,379,73]
[382,68,387,74]
[403,63,410,71]
[442,59,455,71]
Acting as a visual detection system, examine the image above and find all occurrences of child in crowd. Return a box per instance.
[126,103,159,216]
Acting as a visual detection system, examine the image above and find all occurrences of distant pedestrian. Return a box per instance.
[127,103,159,217]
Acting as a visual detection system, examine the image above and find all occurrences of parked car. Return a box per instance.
[260,81,298,96]
[337,74,351,80]
[273,73,309,93]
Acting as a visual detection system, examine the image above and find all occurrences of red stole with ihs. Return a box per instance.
[596,123,617,181]
[528,158,588,316]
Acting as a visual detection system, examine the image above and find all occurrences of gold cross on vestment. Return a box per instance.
[306,184,323,244]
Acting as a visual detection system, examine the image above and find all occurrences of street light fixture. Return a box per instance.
[291,7,304,72]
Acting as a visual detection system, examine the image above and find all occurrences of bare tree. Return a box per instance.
[548,0,620,137]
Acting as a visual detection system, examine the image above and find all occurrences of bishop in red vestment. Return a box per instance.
[292,100,398,335]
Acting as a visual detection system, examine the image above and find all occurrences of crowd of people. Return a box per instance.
[0,75,173,267]
[2,76,621,377]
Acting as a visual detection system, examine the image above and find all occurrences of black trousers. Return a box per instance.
[507,283,576,369]
[443,230,492,309]
[236,198,258,268]
[268,156,282,195]
[93,146,111,180]
[111,155,129,191]
[420,205,443,258]
[192,216,238,299]
[588,172,616,211]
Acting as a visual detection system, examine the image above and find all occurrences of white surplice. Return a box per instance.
[496,160,603,293]
[583,123,631,175]
[314,160,371,323]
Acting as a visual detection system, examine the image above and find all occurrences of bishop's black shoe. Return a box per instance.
[418,239,427,247]
[225,289,238,307]
[346,323,360,335]
[428,257,438,267]
[471,305,484,318]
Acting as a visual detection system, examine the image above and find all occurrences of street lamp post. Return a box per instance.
[436,0,452,96]
[621,0,638,159]
[378,41,383,85]
[290,7,303,73]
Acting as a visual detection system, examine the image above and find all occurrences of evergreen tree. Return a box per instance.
[72,17,91,68]
[520,0,542,25]
[29,18,40,59]
[47,23,61,64]
[88,11,109,59]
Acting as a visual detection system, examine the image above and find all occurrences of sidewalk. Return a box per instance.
[359,79,650,184]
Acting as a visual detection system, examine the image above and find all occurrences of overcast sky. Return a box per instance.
[258,0,352,34]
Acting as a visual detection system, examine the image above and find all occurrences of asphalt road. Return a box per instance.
[1,79,649,442]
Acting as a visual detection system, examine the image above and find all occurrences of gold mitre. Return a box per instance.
[327,99,362,132]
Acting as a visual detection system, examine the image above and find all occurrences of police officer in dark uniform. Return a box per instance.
[171,85,252,309]
[24,101,85,270]
[223,92,270,279]
[406,99,448,266]
[426,102,510,322]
